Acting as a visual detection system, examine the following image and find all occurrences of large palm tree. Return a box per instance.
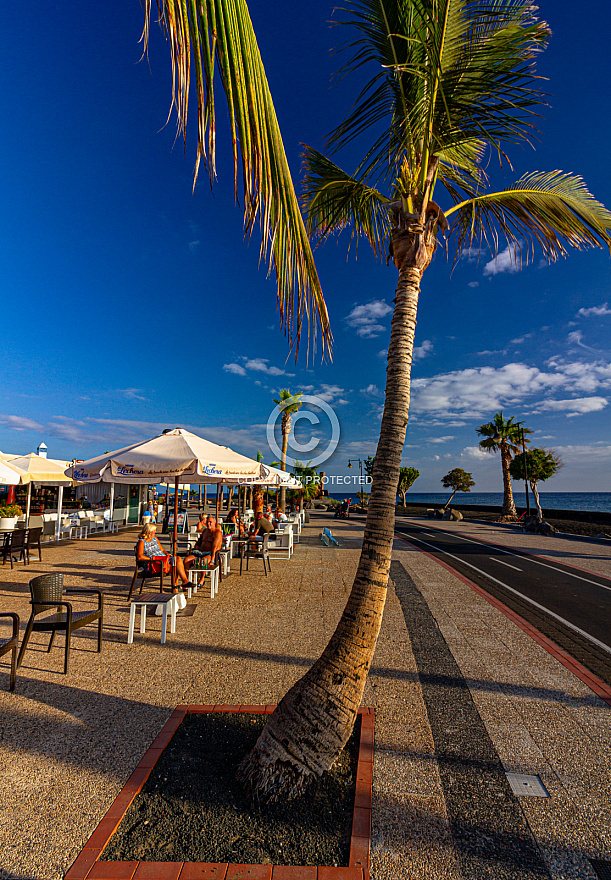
[477,412,528,517]
[272,389,303,510]
[238,0,611,803]
[141,1,331,358]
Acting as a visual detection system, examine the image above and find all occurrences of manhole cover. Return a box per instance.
[505,773,549,797]
[591,859,611,880]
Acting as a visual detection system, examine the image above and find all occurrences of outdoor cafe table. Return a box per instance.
[127,592,178,645]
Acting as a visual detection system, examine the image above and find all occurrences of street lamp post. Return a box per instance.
[518,424,531,517]
[347,458,365,505]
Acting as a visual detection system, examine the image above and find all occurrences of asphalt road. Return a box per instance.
[394,518,611,686]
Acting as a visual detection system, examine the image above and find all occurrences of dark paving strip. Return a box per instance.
[390,560,551,880]
[591,859,611,880]
[395,525,611,687]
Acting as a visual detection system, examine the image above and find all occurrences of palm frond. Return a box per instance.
[327,0,550,195]
[436,138,488,202]
[143,0,331,357]
[445,170,611,261]
[302,146,391,259]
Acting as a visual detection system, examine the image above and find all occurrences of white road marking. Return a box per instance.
[398,531,611,656]
[409,524,611,594]
[490,557,523,572]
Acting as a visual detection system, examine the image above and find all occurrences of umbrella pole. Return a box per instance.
[172,476,179,589]
[216,483,221,521]
[25,482,32,528]
[55,486,64,542]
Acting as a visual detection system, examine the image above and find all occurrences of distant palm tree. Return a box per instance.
[140,1,331,357]
[238,0,611,804]
[272,390,303,511]
[477,413,530,517]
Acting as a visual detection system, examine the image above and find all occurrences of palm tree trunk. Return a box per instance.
[531,481,543,521]
[500,441,517,517]
[238,220,432,803]
[279,426,291,512]
[253,485,264,525]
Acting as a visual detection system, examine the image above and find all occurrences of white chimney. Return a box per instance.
[37,442,48,459]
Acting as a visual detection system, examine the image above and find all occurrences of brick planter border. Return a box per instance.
[65,706,374,880]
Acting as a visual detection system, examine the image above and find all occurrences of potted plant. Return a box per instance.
[0,504,24,530]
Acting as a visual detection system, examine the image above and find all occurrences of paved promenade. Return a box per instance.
[0,515,609,879]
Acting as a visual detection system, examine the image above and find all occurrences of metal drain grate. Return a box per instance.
[505,772,550,797]
[591,859,611,880]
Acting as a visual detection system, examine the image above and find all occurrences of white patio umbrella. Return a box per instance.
[0,459,23,486]
[261,465,303,489]
[66,428,266,583]
[0,451,20,462]
[9,453,74,533]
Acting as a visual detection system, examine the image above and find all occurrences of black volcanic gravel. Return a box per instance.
[102,711,360,866]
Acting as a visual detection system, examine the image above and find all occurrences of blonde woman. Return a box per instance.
[135,522,189,587]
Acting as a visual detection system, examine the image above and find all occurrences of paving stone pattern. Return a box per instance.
[0,515,609,879]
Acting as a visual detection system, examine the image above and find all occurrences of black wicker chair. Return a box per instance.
[128,547,165,601]
[240,533,272,576]
[17,573,104,674]
[0,612,19,691]
[25,526,43,563]
[1,530,27,569]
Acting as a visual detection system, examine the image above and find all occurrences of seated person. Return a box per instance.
[136,523,189,588]
[224,507,245,536]
[196,511,207,533]
[248,513,275,546]
[184,514,223,585]
[275,508,288,523]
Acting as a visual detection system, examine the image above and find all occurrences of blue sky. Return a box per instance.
[1,2,610,492]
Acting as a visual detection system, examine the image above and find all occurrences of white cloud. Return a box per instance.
[345,300,392,338]
[568,330,584,347]
[462,446,489,460]
[315,384,346,404]
[377,349,388,359]
[223,363,247,376]
[0,414,45,432]
[117,388,148,401]
[188,240,200,254]
[430,435,455,444]
[578,302,611,317]
[361,384,383,397]
[413,339,433,361]
[410,359,611,421]
[510,334,532,345]
[468,281,479,288]
[483,243,521,277]
[554,443,611,459]
[225,357,293,378]
[533,396,608,416]
[243,358,288,376]
[460,247,482,263]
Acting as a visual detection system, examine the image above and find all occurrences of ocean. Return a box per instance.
[327,491,611,513]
